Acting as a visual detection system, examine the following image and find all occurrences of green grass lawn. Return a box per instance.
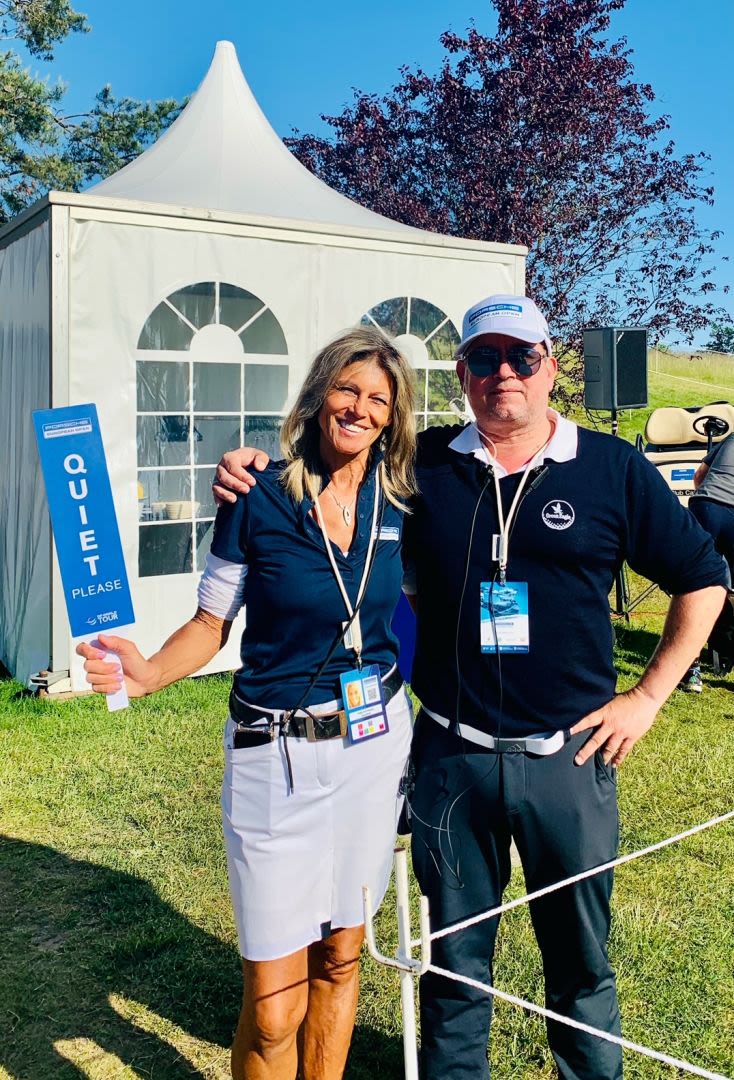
[649,348,734,391]
[567,370,734,447]
[1,603,733,1079]
[2,362,734,1079]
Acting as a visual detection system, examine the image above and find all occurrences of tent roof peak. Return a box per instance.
[89,40,420,234]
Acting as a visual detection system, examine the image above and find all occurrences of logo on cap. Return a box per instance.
[468,303,523,326]
[541,500,575,531]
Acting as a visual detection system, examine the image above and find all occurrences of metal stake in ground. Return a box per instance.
[363,848,431,1080]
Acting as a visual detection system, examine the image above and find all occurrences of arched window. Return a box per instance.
[361,297,462,430]
[136,282,288,578]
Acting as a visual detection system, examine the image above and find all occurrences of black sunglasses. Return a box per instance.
[465,344,544,378]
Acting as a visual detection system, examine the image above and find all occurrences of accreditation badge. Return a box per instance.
[480,581,529,653]
[340,664,390,743]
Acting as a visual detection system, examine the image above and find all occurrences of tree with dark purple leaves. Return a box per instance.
[287,0,727,406]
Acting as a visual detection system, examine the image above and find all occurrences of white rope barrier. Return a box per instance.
[412,808,734,948]
[428,963,732,1080]
[654,370,734,394]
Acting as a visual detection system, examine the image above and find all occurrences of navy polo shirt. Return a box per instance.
[406,423,729,737]
[210,457,404,708]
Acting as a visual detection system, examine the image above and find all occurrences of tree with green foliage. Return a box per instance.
[0,0,181,224]
[706,322,734,354]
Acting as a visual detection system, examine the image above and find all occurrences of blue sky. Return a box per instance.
[29,0,734,336]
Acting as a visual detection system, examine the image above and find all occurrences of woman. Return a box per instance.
[78,326,417,1080]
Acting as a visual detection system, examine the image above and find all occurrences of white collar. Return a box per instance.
[448,410,578,478]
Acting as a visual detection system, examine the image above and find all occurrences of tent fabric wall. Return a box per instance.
[63,209,520,689]
[0,220,51,681]
[0,47,525,690]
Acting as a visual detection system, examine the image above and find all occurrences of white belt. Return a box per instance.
[234,664,400,724]
[423,707,570,756]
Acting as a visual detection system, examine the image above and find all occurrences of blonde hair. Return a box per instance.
[280,326,417,510]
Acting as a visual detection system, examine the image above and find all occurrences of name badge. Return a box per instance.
[342,611,362,653]
[480,581,529,653]
[340,664,390,743]
[375,525,400,541]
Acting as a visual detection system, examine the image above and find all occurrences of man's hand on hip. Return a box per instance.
[570,685,659,768]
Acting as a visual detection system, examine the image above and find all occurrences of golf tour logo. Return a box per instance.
[541,500,575,531]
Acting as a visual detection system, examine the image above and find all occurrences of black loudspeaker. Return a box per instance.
[583,327,648,410]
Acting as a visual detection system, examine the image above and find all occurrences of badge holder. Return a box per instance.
[340,664,390,743]
[480,580,530,653]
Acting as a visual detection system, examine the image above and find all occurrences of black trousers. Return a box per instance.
[410,712,622,1080]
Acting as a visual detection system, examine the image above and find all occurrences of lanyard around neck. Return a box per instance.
[490,440,550,584]
[312,465,381,662]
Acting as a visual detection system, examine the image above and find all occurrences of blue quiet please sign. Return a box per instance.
[33,404,135,638]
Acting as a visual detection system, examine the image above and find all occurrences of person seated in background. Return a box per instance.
[678,430,734,691]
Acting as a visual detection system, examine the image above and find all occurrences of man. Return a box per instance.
[213,295,727,1079]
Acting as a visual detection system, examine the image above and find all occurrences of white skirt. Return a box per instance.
[221,686,413,961]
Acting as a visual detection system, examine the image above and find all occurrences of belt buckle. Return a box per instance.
[304,711,347,741]
[250,715,277,741]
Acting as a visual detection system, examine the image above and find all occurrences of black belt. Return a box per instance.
[229,667,404,746]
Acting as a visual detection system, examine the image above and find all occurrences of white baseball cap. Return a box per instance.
[457,294,552,356]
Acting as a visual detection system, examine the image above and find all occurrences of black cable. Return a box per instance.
[453,467,495,726]
[409,466,504,888]
[410,462,551,887]
[584,407,604,431]
[278,491,387,792]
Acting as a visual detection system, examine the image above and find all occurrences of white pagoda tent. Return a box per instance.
[0,41,526,691]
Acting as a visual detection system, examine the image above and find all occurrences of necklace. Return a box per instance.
[327,485,356,526]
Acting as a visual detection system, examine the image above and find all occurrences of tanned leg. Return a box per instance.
[300,926,364,1080]
[231,950,309,1080]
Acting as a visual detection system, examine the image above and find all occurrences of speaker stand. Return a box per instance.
[608,409,629,618]
[608,408,665,619]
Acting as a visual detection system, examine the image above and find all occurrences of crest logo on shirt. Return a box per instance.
[541,500,575,531]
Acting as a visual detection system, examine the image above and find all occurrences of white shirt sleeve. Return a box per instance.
[197,553,248,621]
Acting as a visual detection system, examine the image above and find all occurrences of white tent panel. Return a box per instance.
[64,213,523,689]
[318,244,521,431]
[317,244,521,342]
[0,219,51,681]
[67,216,318,687]
[0,40,526,692]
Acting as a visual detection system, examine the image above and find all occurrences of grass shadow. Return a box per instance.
[612,624,661,668]
[1,836,406,1079]
[0,834,241,1078]
[9,688,36,702]
[701,678,734,695]
[346,1024,405,1078]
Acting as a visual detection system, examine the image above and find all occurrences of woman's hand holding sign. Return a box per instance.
[78,611,232,700]
[77,634,157,698]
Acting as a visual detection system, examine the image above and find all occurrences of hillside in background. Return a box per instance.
[569,347,734,443]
